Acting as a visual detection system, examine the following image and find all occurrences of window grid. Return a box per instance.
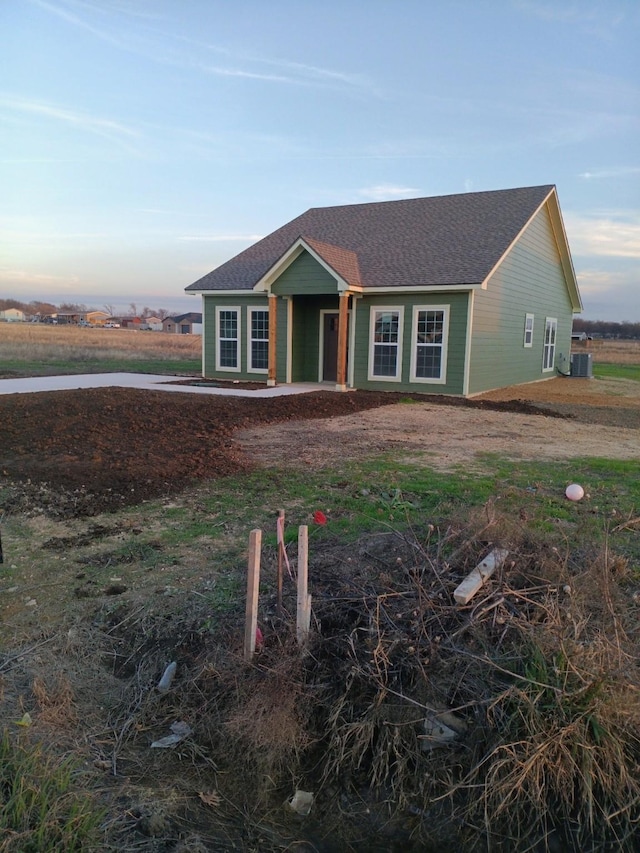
[415,309,444,379]
[250,309,269,372]
[217,309,239,370]
[543,318,557,371]
[524,313,534,348]
[372,310,401,378]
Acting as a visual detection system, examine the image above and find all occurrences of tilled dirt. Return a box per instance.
[0,377,638,518]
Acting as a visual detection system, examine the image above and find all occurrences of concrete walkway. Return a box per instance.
[0,373,325,398]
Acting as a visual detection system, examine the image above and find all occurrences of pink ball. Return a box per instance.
[565,483,584,502]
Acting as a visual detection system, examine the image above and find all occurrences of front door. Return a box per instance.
[322,312,349,382]
[322,313,339,381]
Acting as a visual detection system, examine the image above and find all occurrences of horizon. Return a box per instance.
[2,1,639,322]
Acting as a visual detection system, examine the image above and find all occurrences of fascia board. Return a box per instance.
[360,283,479,294]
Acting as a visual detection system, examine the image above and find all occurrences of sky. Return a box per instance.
[1,0,639,321]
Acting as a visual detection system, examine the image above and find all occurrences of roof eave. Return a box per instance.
[253,237,351,293]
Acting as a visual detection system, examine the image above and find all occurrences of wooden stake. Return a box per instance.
[244,529,262,662]
[276,510,285,616]
[453,548,509,605]
[296,525,311,644]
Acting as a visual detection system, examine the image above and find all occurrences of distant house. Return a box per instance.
[0,308,25,322]
[86,311,109,326]
[163,312,202,334]
[141,316,163,331]
[185,185,582,395]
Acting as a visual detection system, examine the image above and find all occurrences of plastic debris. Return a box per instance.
[287,789,314,816]
[16,712,32,727]
[150,720,192,748]
[313,510,327,525]
[157,661,177,693]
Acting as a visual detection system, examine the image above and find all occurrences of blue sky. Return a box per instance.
[2,0,638,320]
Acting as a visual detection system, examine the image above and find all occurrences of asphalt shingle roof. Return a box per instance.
[185,185,555,293]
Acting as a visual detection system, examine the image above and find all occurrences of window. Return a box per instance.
[543,317,557,371]
[216,307,240,371]
[410,306,449,383]
[248,308,269,373]
[524,313,534,348]
[369,308,403,381]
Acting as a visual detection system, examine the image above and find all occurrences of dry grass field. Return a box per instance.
[572,337,640,363]
[0,321,201,375]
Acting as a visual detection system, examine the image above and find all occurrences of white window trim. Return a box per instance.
[368,306,404,382]
[215,305,241,372]
[542,317,557,372]
[409,304,449,384]
[247,306,269,374]
[524,313,534,348]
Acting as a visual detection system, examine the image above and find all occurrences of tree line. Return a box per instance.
[572,319,640,339]
[0,299,171,319]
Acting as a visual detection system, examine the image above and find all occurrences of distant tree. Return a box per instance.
[27,301,57,315]
[59,302,88,313]
[103,304,116,316]
[129,302,137,317]
[156,308,170,320]
[0,298,25,311]
[141,305,152,319]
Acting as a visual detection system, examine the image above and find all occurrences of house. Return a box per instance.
[86,311,109,326]
[163,313,202,334]
[0,308,26,322]
[185,185,582,395]
[141,316,163,331]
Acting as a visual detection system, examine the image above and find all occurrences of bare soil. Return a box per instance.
[1,374,638,853]
[0,376,638,519]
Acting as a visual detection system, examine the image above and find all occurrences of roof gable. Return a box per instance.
[186,185,578,300]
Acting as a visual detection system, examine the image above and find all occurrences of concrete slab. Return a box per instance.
[0,373,326,398]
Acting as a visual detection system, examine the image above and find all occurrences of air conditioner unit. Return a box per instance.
[570,352,593,378]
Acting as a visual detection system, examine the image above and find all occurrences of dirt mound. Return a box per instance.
[0,387,561,519]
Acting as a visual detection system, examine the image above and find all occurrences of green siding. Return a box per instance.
[271,251,339,296]
[352,293,469,394]
[202,293,271,380]
[468,205,575,395]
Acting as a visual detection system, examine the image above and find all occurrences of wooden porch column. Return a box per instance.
[336,292,349,391]
[267,294,277,387]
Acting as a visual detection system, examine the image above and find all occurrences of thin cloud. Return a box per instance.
[0,268,81,286]
[357,185,423,201]
[179,234,264,242]
[579,167,640,179]
[0,96,139,144]
[565,211,640,259]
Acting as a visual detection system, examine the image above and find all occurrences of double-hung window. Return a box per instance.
[543,317,557,371]
[524,313,534,348]
[369,307,403,381]
[248,308,269,373]
[216,307,240,371]
[410,306,448,383]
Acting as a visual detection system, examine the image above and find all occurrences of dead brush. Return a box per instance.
[32,675,78,728]
[450,545,640,851]
[222,638,312,785]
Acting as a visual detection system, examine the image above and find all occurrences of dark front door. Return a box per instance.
[322,312,348,382]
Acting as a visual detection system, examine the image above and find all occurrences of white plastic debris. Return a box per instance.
[287,789,314,816]
[157,661,177,693]
[150,720,192,749]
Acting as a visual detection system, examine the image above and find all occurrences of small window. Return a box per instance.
[216,307,240,371]
[543,317,557,371]
[248,308,269,373]
[410,306,449,383]
[524,313,534,348]
[368,307,404,381]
